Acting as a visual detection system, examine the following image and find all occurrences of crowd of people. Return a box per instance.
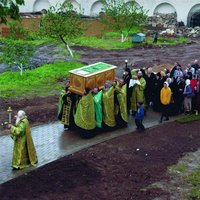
[5,59,200,170]
[58,59,200,137]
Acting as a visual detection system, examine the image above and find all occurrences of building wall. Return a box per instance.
[19,0,200,26]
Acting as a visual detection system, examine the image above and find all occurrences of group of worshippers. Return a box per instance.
[5,60,200,171]
[58,59,200,135]
[58,79,130,138]
[124,59,200,123]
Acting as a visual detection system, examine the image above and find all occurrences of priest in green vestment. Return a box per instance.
[58,85,77,130]
[131,70,146,115]
[9,110,37,169]
[92,88,103,128]
[74,88,96,131]
[102,82,116,128]
[115,80,128,127]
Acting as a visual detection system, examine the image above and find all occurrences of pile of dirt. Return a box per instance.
[152,63,173,72]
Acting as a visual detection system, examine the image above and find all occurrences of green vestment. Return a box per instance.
[103,86,116,127]
[74,92,96,130]
[131,77,146,111]
[117,84,128,123]
[11,118,38,169]
[58,90,66,116]
[93,90,103,128]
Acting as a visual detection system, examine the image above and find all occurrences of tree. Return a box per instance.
[0,0,24,24]
[100,0,148,42]
[0,41,34,75]
[40,0,83,57]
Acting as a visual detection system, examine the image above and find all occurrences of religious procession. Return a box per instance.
[58,60,200,138]
[3,60,200,171]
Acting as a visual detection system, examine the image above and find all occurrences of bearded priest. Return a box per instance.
[8,110,38,169]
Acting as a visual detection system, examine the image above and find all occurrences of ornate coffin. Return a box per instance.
[69,62,117,95]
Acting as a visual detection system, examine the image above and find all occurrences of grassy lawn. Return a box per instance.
[0,61,83,98]
[168,163,188,174]
[0,37,55,47]
[168,160,200,199]
[151,36,188,46]
[175,114,200,124]
[73,36,132,49]
[73,35,188,49]
[186,167,200,199]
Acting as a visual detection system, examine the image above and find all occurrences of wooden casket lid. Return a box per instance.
[69,62,117,77]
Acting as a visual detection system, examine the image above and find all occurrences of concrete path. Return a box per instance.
[0,109,177,184]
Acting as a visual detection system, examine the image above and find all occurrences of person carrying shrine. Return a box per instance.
[58,82,77,130]
[92,88,103,129]
[115,79,128,128]
[74,87,96,138]
[8,110,38,169]
[102,81,116,130]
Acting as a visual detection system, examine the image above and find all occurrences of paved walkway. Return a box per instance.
[0,109,177,184]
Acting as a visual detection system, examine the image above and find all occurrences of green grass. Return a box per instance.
[0,61,83,98]
[0,37,56,47]
[186,167,200,199]
[168,163,188,174]
[58,48,81,58]
[151,36,188,46]
[176,114,200,124]
[74,36,132,49]
[103,27,142,38]
[73,35,188,50]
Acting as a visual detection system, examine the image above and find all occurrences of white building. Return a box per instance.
[20,0,200,27]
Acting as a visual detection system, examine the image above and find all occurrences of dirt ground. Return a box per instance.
[1,40,200,199]
[1,121,200,200]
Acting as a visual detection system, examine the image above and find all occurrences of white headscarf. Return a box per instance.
[185,79,190,86]
[164,81,169,87]
[166,78,172,84]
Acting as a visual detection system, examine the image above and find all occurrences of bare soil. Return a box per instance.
[1,40,200,199]
[0,121,200,200]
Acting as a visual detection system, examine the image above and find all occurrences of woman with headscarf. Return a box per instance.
[183,79,194,114]
[159,81,172,123]
[167,77,179,115]
[195,76,200,113]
